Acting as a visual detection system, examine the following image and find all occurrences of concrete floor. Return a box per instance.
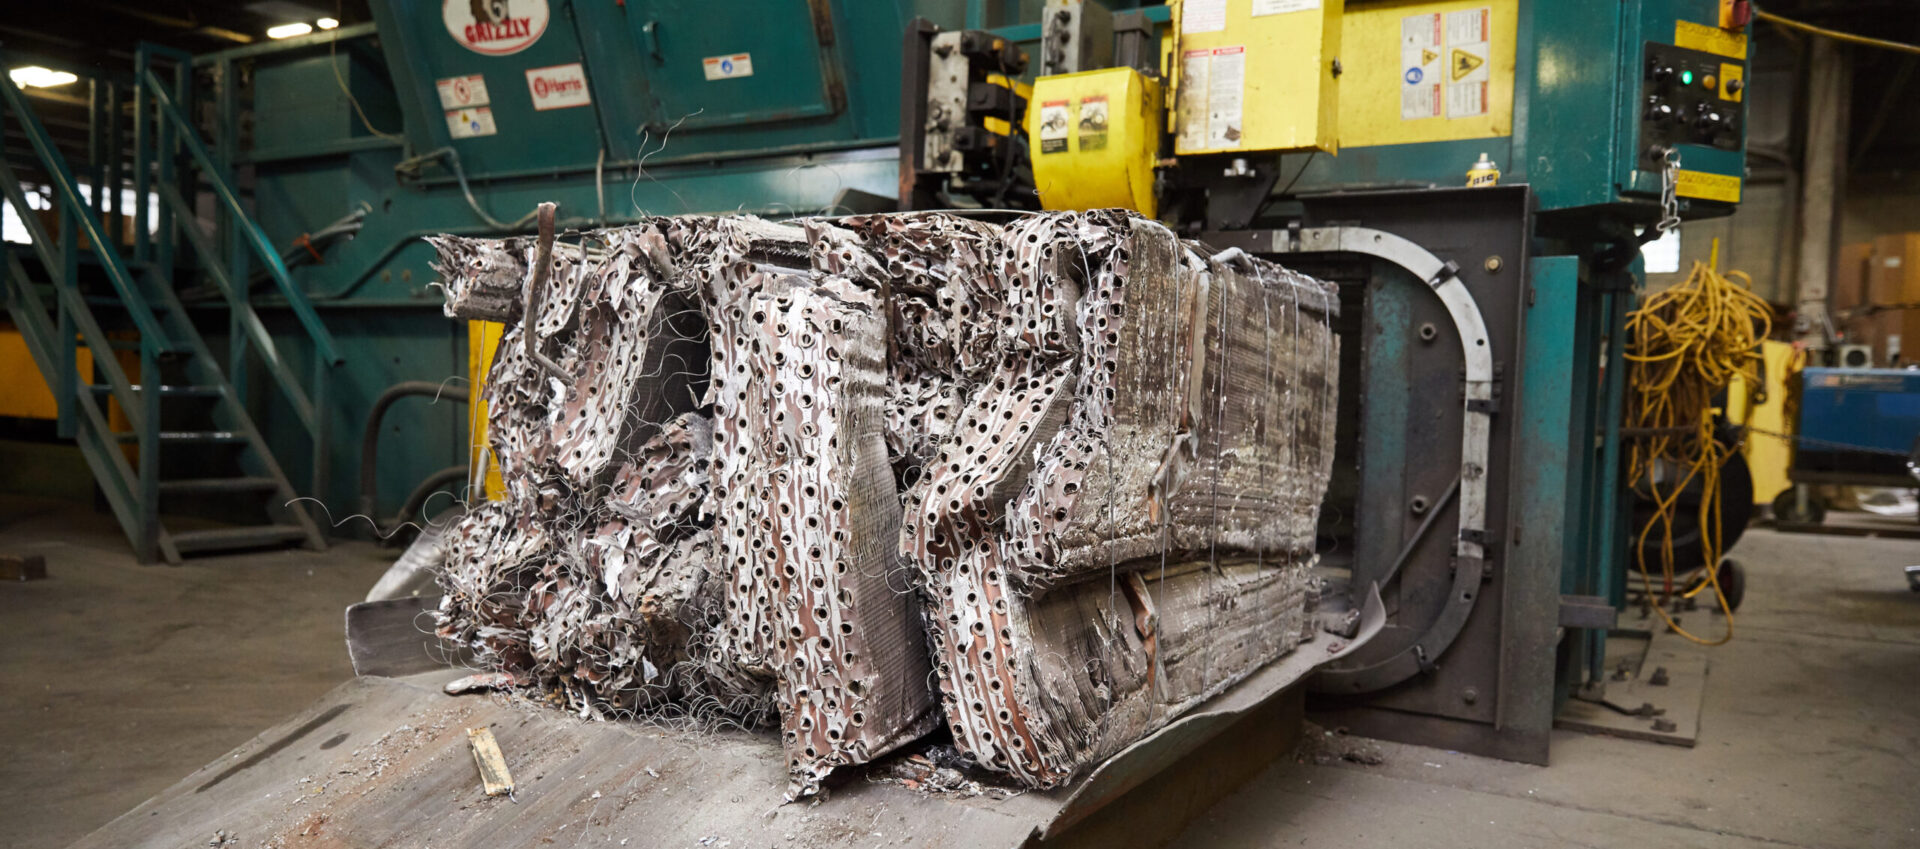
[1175,526,1920,849]
[0,495,392,849]
[3,494,1917,849]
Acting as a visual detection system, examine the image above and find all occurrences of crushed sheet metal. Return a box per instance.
[425,209,1341,797]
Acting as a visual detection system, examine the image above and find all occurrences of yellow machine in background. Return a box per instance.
[467,320,506,501]
[1728,339,1798,508]
[1169,0,1344,155]
[1029,68,1163,216]
[1029,0,1524,215]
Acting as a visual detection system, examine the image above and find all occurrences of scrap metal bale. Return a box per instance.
[720,284,938,798]
[905,213,1340,787]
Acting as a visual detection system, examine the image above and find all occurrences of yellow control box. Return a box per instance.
[1170,0,1343,155]
[1029,67,1163,216]
[1337,0,1517,147]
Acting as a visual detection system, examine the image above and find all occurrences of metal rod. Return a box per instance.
[521,202,568,378]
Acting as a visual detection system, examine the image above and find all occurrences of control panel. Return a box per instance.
[1638,41,1746,170]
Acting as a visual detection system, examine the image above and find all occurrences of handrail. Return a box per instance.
[139,68,345,367]
[154,180,322,434]
[0,72,176,351]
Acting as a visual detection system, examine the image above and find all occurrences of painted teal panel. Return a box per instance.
[251,44,402,159]
[1613,0,1751,197]
[1512,254,1577,642]
[1354,271,1412,604]
[372,0,608,176]
[622,0,839,130]
[1507,253,1578,725]
[1283,0,1744,215]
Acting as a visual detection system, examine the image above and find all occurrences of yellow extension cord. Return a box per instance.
[1623,243,1770,646]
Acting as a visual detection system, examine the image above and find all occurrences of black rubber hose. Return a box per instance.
[359,381,471,523]
[385,464,470,537]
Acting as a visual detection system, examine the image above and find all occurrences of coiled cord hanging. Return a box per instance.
[1623,243,1770,645]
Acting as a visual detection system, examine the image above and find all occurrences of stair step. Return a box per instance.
[157,476,281,495]
[85,295,171,311]
[87,383,222,398]
[169,524,309,554]
[108,430,247,445]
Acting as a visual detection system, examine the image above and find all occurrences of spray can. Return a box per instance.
[1466,152,1500,187]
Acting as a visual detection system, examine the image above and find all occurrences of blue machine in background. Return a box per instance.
[1794,368,1920,484]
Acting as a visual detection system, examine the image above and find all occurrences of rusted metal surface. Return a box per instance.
[425,209,1340,798]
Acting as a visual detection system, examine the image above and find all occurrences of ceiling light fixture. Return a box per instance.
[266,22,314,39]
[316,17,340,30]
[9,66,79,89]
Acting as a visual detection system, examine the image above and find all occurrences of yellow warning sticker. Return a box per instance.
[1675,169,1741,203]
[1422,48,1438,66]
[1674,20,1747,60]
[1451,48,1484,81]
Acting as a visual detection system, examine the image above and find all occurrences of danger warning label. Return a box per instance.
[1401,5,1492,120]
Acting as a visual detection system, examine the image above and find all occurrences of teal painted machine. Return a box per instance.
[1,0,1750,763]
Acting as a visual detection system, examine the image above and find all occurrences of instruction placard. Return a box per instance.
[1178,49,1211,150]
[1182,0,1227,33]
[1401,6,1492,120]
[1446,8,1491,117]
[1078,95,1109,151]
[1400,13,1442,119]
[436,74,490,110]
[1038,100,1070,153]
[446,106,497,139]
[1252,0,1319,15]
[1207,46,1246,148]
[702,53,753,80]
[1178,46,1247,151]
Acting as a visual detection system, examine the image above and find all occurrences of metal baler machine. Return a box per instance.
[62,0,1756,845]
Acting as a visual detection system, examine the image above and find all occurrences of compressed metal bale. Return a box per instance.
[720,284,937,799]
[904,213,1340,787]
[427,209,1339,798]
[1000,223,1341,592]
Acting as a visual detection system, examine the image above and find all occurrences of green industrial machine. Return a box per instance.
[2,0,1749,767]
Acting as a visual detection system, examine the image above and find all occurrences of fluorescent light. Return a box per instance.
[316,17,339,29]
[9,66,78,89]
[266,22,313,39]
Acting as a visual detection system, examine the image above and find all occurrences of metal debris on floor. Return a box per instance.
[427,209,1341,799]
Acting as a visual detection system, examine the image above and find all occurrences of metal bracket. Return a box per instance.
[1286,225,1497,695]
[1558,595,1619,630]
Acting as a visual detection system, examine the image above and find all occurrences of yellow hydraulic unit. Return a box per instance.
[1170,0,1344,155]
[1029,67,1163,216]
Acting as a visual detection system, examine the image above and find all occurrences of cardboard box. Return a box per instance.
[1867,233,1920,364]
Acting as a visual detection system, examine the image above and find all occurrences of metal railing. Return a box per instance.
[0,59,173,558]
[134,44,345,498]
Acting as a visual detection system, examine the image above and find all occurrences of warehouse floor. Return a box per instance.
[2,493,1916,849]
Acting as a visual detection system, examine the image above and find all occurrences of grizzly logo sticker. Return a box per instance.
[445,0,549,56]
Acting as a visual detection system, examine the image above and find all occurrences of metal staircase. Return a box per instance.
[0,46,341,563]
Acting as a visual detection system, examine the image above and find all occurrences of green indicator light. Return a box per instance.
[1680,70,1694,85]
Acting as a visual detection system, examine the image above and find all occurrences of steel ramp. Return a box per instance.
[69,591,1384,848]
